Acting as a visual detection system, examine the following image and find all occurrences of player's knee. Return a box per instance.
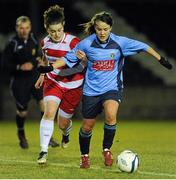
[43,110,55,120]
[105,115,117,125]
[17,110,28,118]
[82,123,94,133]
[59,121,68,130]
[58,117,71,130]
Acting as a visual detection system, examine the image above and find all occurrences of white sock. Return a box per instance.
[40,119,54,152]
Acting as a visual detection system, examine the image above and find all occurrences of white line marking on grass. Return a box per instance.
[0,158,77,168]
[138,170,176,178]
[1,159,176,178]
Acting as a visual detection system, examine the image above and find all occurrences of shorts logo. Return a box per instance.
[92,60,115,71]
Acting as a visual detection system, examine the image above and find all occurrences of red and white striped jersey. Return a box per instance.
[41,33,84,89]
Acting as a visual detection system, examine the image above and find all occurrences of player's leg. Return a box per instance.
[57,114,72,148]
[16,110,29,149]
[79,118,96,168]
[33,86,59,148]
[102,100,118,166]
[102,90,122,166]
[57,87,82,148]
[79,95,101,168]
[37,78,62,164]
[10,78,30,149]
[37,99,59,164]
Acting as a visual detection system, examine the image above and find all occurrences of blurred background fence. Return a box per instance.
[0,0,176,120]
[1,86,175,120]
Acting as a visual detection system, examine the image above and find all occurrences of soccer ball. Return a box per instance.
[117,150,139,173]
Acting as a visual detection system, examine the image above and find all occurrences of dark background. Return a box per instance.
[0,0,176,120]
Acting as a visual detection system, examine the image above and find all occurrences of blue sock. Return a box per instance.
[79,128,92,155]
[103,123,117,150]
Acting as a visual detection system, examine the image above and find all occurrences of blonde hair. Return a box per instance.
[16,16,31,27]
[81,11,113,35]
[43,5,65,29]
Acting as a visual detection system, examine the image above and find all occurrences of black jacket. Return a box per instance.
[2,33,40,78]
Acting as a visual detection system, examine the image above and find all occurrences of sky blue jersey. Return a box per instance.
[63,33,150,96]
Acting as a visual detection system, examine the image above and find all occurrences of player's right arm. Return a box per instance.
[58,60,87,77]
[58,50,87,76]
[37,51,87,75]
[37,57,66,73]
[37,43,87,75]
[37,41,87,74]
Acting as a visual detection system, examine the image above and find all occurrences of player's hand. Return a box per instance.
[159,56,172,70]
[37,65,53,73]
[35,74,45,89]
[76,50,87,61]
[20,62,33,71]
[36,57,45,66]
[80,60,88,68]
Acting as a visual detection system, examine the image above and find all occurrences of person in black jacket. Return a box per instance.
[2,16,59,149]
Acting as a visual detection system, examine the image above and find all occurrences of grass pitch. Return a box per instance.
[0,119,176,179]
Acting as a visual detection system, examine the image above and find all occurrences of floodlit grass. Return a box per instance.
[1,119,176,179]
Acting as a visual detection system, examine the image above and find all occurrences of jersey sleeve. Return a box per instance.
[59,37,86,76]
[120,37,150,56]
[63,41,85,68]
[58,60,87,76]
[69,37,80,49]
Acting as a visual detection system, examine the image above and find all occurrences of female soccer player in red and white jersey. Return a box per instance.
[35,5,84,164]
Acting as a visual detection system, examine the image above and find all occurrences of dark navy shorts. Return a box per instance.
[10,76,43,111]
[82,90,123,119]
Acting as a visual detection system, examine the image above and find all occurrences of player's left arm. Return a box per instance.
[146,47,172,70]
[121,37,173,70]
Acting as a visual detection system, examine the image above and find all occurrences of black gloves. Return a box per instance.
[159,56,172,70]
[37,65,53,73]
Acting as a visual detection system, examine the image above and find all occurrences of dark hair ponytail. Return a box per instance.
[81,11,113,35]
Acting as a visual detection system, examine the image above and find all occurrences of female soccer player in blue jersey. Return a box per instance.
[38,11,172,168]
